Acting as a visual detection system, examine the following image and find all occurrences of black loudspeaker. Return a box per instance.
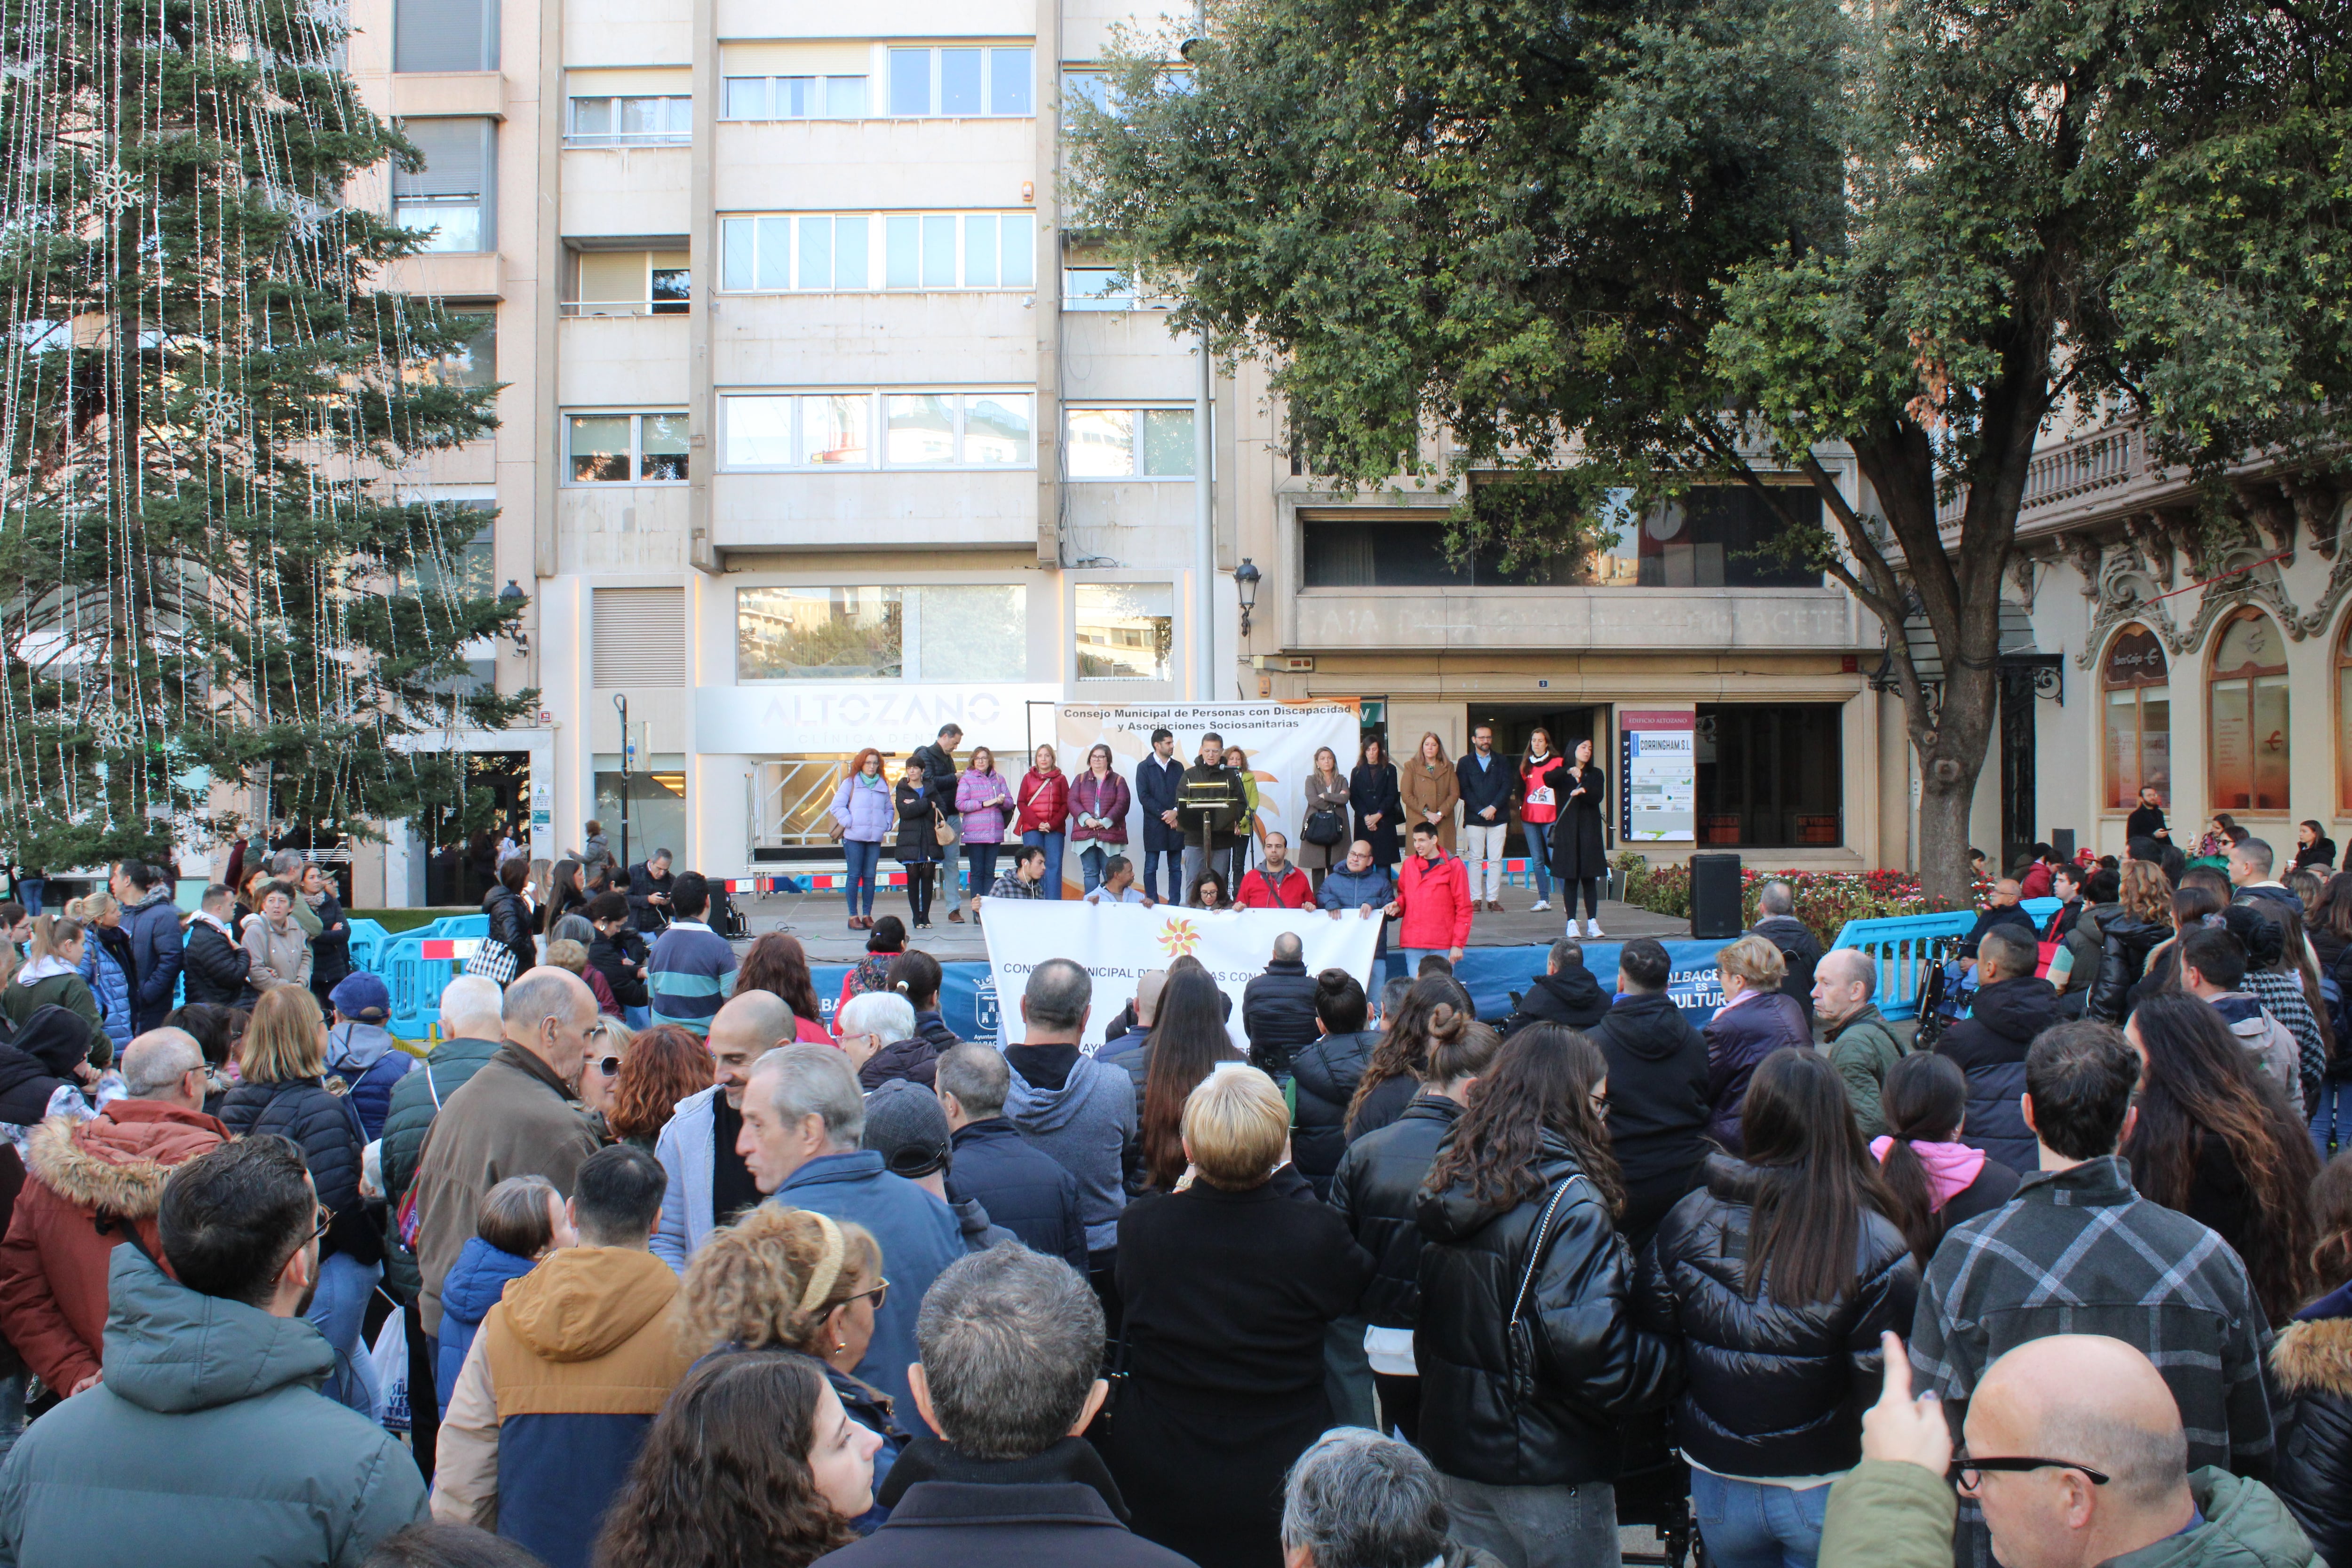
[1690,852,1744,939]
[2052,828,2076,862]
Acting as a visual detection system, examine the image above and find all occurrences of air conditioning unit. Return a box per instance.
[1250,654,1316,672]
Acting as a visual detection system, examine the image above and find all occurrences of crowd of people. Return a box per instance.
[2,805,2351,1568]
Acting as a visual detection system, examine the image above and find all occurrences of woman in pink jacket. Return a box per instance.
[1069,743,1132,896]
[954,746,1015,898]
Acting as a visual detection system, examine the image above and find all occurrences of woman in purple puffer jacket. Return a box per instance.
[954,746,1015,897]
[1069,744,1132,896]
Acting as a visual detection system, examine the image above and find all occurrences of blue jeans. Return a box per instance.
[1690,1471,1830,1568]
[1440,1475,1617,1568]
[1144,844,1181,903]
[1079,844,1112,893]
[842,838,881,916]
[967,843,1000,895]
[2312,1077,2352,1159]
[308,1250,383,1416]
[1523,822,1554,900]
[15,878,40,916]
[1022,829,1066,900]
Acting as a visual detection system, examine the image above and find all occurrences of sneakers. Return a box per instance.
[1531,899,1551,913]
[1584,917,1605,938]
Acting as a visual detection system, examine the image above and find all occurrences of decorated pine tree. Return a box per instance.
[0,0,531,870]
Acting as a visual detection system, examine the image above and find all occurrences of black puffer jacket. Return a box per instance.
[2089,913,2170,1024]
[481,885,535,980]
[587,928,648,1009]
[0,1007,89,1124]
[1330,1094,1461,1329]
[1586,992,1713,1251]
[1241,959,1320,1079]
[217,1076,375,1265]
[1290,1028,1379,1199]
[1499,964,1611,1038]
[2272,1280,2352,1568]
[1935,975,2060,1176]
[181,918,251,1009]
[1414,1130,1677,1486]
[1749,915,1827,1025]
[1634,1154,1919,1478]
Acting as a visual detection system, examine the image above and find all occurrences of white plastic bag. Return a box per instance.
[369,1313,411,1432]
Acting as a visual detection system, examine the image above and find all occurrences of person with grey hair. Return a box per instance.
[937,1043,1086,1266]
[1243,930,1320,1080]
[1002,958,1140,1312]
[739,1042,962,1426]
[838,987,934,1091]
[1282,1428,1499,1568]
[810,1248,1194,1568]
[0,1027,227,1403]
[1747,880,1826,1026]
[1813,947,1905,1138]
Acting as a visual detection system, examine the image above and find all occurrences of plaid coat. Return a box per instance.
[1911,1154,2275,1565]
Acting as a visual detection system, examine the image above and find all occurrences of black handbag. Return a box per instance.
[1302,806,1345,847]
[1506,1176,1580,1405]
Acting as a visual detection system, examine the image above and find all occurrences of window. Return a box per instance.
[1694,705,1843,848]
[720,391,1032,470]
[721,74,868,119]
[1065,407,1194,478]
[887,47,1032,116]
[567,96,691,144]
[2210,606,2289,812]
[593,586,687,685]
[736,584,1025,681]
[2101,623,2170,811]
[595,754,687,868]
[718,212,1032,293]
[1591,486,1824,588]
[1076,584,1173,681]
[410,501,496,602]
[1299,516,1600,587]
[1064,267,1148,310]
[393,118,494,253]
[433,310,496,387]
[568,250,689,316]
[1062,66,1188,123]
[394,0,496,72]
[566,412,689,483]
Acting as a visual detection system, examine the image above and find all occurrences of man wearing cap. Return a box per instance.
[326,972,414,1142]
[864,1079,1017,1254]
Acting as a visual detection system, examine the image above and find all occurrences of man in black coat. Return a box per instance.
[2125,785,2169,844]
[1133,727,1186,908]
[179,885,251,1009]
[934,1045,1086,1269]
[625,850,675,934]
[584,892,650,1015]
[1241,934,1319,1080]
[812,1249,1195,1568]
[1288,972,1379,1200]
[911,723,968,923]
[1935,925,2060,1175]
[1583,937,1712,1251]
[1499,937,1610,1037]
[1958,878,2038,962]
[1746,881,1826,1025]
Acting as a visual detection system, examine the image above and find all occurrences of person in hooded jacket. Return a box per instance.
[67,895,135,1058]
[1290,971,1383,1199]
[435,1175,571,1412]
[1931,925,2059,1176]
[0,1007,99,1128]
[1347,974,1476,1146]
[2272,1150,2352,1568]
[1001,961,1140,1298]
[1330,1016,1502,1445]
[1414,1025,1677,1568]
[1868,1052,2021,1272]
[1702,936,1812,1156]
[4,916,105,1065]
[323,973,413,1142]
[216,984,379,1416]
[1586,938,1715,1251]
[1637,1049,1919,1568]
[0,1136,429,1568]
[114,860,186,1034]
[1498,937,1610,1038]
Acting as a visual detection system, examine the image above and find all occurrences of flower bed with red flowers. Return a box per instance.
[1613,853,1987,946]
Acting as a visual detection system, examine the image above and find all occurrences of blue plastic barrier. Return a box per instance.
[381,915,490,1041]
[1829,897,2062,1021]
[342,918,392,981]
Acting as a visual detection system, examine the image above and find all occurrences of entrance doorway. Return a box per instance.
[1468,704,1604,860]
[423,750,530,906]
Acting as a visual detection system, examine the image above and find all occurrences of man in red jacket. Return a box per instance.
[0,1027,226,1397]
[1232,832,1313,908]
[1386,822,1473,967]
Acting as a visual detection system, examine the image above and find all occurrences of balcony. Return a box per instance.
[1938,422,2153,533]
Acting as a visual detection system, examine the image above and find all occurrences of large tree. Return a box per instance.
[0,0,531,871]
[1069,0,2352,903]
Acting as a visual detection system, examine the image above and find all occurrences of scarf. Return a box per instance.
[1872,1135,1986,1212]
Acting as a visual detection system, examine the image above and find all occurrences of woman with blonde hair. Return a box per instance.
[1015,741,1071,901]
[1298,745,1351,889]
[680,1206,906,1530]
[2088,858,2177,1022]
[216,984,377,1413]
[1701,932,1810,1152]
[65,892,135,1057]
[1104,1066,1374,1566]
[3,914,105,1058]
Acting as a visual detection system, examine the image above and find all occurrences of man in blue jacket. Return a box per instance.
[112,860,185,1034]
[936,1043,1086,1267]
[738,1043,963,1427]
[1455,722,1517,914]
[1134,726,1185,907]
[1318,840,1396,961]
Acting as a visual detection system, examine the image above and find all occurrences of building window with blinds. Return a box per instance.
[2209,606,2290,812]
[393,118,495,253]
[2100,622,2170,812]
[394,0,497,72]
[592,587,687,687]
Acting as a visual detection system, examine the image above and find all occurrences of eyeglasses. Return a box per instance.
[309,1204,336,1244]
[845,1277,890,1311]
[1950,1454,2111,1492]
[1588,1090,1611,1116]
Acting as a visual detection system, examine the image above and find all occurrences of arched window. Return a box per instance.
[2101,623,2169,811]
[2209,607,2290,812]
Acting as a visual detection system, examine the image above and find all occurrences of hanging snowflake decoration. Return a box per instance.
[191,386,241,435]
[86,705,136,753]
[89,163,140,214]
[284,195,333,242]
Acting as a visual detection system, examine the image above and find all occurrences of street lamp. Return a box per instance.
[1233,557,1261,637]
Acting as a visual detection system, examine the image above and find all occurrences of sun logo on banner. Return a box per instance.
[1157,917,1202,958]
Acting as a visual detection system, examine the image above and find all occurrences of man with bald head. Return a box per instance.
[1814,947,1905,1137]
[1819,1333,2317,1568]
[0,1027,225,1399]
[412,968,604,1332]
[652,988,790,1269]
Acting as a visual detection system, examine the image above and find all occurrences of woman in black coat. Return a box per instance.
[1870,1052,2022,1270]
[301,863,352,1008]
[1637,1051,1918,1566]
[2273,1154,2352,1568]
[481,856,537,981]
[215,985,376,1413]
[1542,739,1610,937]
[1414,1025,1676,1566]
[892,758,941,930]
[1103,1067,1373,1568]
[1350,735,1403,868]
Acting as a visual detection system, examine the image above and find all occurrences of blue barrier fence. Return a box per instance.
[1828,896,2061,1021]
[381,915,489,1041]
